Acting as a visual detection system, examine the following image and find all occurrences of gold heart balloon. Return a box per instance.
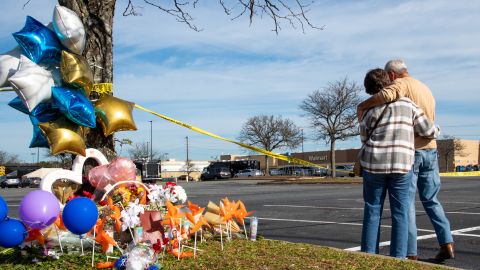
[95,95,137,136]
[60,50,93,96]
[39,117,87,156]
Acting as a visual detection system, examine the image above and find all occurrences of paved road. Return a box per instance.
[1,176,479,269]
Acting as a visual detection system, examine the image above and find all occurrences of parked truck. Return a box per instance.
[200,160,260,181]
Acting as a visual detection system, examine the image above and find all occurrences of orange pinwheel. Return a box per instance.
[54,215,67,231]
[90,216,118,253]
[107,197,122,233]
[233,200,254,225]
[186,201,210,233]
[161,201,184,228]
[169,249,194,258]
[25,229,45,246]
[219,197,238,222]
[95,229,117,253]
[95,261,115,269]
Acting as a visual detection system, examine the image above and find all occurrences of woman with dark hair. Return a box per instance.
[359,68,438,258]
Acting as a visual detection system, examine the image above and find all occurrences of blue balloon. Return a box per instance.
[8,97,30,115]
[0,196,8,221]
[12,16,62,64]
[62,197,98,235]
[28,102,61,148]
[0,218,27,248]
[29,116,50,148]
[52,87,96,128]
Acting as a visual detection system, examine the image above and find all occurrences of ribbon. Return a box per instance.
[134,104,327,169]
[92,83,113,95]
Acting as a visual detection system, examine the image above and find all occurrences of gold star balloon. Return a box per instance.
[39,117,87,156]
[60,50,93,96]
[95,95,137,136]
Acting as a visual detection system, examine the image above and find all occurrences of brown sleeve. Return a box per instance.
[377,80,406,103]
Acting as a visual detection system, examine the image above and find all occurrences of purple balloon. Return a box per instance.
[19,190,60,229]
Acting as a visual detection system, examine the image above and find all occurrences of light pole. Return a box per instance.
[146,142,149,161]
[37,147,39,163]
[149,120,153,162]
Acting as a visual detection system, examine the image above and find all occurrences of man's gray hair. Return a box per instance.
[384,59,408,75]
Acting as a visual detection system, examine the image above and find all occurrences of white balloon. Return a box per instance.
[8,55,54,111]
[0,47,21,87]
[52,5,86,55]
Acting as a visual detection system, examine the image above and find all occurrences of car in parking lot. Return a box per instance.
[327,165,355,177]
[0,177,21,188]
[200,167,232,181]
[233,169,264,177]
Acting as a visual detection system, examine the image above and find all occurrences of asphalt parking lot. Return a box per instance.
[1,176,479,269]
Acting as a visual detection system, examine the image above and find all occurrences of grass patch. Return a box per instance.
[0,239,448,270]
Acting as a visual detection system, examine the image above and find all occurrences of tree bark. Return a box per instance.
[330,139,336,178]
[58,0,115,152]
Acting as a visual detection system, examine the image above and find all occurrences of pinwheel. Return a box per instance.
[186,201,210,234]
[106,197,122,233]
[161,201,184,229]
[94,227,117,253]
[120,199,144,232]
[25,228,45,246]
[54,215,67,231]
[233,200,254,239]
[185,201,210,258]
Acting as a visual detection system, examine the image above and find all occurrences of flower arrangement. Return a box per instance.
[146,182,187,210]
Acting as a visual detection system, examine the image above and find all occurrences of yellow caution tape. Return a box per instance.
[134,104,329,169]
[92,83,113,95]
[439,171,480,177]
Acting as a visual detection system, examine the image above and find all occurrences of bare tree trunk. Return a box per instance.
[445,154,449,172]
[264,155,270,176]
[330,139,336,178]
[58,0,115,152]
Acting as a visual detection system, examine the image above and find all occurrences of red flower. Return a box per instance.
[98,200,107,206]
[165,182,176,188]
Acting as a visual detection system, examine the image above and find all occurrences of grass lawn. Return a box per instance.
[0,239,449,270]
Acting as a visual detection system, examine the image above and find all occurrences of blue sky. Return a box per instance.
[1,0,479,162]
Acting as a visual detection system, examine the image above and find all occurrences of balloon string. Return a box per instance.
[133,103,329,170]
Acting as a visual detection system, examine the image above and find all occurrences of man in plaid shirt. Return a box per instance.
[360,68,439,258]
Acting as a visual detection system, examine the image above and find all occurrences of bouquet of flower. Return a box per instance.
[164,182,187,205]
[146,182,187,210]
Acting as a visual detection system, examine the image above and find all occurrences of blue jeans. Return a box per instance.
[407,149,453,256]
[361,170,412,258]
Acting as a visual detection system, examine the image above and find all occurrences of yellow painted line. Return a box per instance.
[440,171,480,177]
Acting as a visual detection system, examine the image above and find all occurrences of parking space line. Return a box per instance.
[264,204,363,210]
[445,211,480,215]
[338,199,480,205]
[453,233,480,238]
[264,204,480,216]
[344,226,480,251]
[257,217,434,232]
